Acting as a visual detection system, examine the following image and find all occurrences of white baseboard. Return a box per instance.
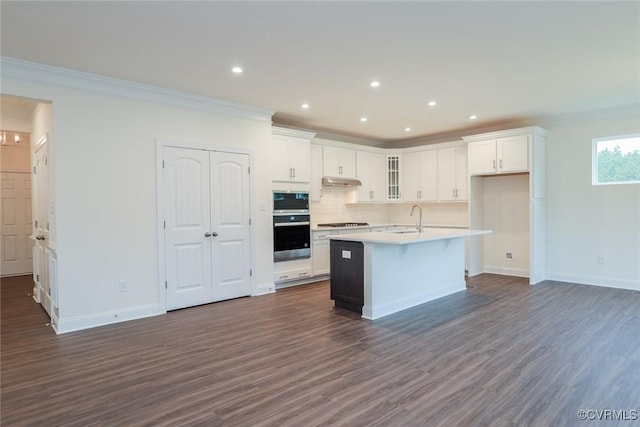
[483,265,529,278]
[254,282,276,296]
[546,272,640,292]
[55,304,163,334]
[362,280,466,320]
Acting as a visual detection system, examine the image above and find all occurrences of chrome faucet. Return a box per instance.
[410,204,424,233]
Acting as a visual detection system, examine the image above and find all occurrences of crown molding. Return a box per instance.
[272,126,316,139]
[0,56,274,122]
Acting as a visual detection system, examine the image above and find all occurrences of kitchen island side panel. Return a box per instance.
[362,237,467,320]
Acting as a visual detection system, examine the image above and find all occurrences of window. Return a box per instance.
[592,134,640,185]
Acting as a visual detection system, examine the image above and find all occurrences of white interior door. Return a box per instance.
[33,139,51,315]
[164,147,252,310]
[1,172,33,276]
[209,151,251,301]
[164,147,213,310]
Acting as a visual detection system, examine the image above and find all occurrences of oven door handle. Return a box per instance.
[274,222,310,227]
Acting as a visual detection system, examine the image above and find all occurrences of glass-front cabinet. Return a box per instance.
[386,155,401,200]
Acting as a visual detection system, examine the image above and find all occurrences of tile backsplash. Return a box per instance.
[310,186,468,227]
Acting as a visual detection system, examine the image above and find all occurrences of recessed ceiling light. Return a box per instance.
[360,117,368,122]
[469,115,478,120]
[405,127,412,132]
[370,81,380,88]
[427,100,437,107]
[231,66,243,74]
[301,103,310,109]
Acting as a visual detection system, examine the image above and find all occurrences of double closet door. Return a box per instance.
[164,147,251,310]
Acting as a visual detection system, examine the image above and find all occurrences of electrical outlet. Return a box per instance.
[506,252,513,260]
[118,279,128,292]
[597,256,605,265]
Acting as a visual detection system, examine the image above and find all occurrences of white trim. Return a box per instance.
[1,56,274,122]
[546,273,640,292]
[462,126,547,143]
[272,126,316,140]
[55,304,163,334]
[362,281,466,320]
[254,282,276,296]
[483,265,530,278]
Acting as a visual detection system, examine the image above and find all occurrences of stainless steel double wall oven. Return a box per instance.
[273,191,310,262]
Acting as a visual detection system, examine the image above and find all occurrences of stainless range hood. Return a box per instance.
[322,177,362,187]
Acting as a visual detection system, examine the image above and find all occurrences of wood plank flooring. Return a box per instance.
[1,274,639,426]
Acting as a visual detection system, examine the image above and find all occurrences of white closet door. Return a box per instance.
[164,147,212,310]
[209,151,251,301]
[1,172,33,276]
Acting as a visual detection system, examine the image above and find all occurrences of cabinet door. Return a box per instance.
[468,139,497,175]
[356,151,374,201]
[403,152,421,201]
[370,152,386,202]
[498,135,529,173]
[323,146,341,177]
[437,148,457,201]
[289,138,310,182]
[419,151,438,201]
[310,144,323,202]
[272,136,292,182]
[454,147,468,200]
[312,240,330,275]
[340,149,357,179]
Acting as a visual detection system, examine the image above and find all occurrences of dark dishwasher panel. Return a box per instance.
[330,240,364,314]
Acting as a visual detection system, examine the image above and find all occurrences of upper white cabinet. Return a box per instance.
[323,146,356,179]
[437,147,467,201]
[468,134,529,175]
[272,127,316,183]
[356,151,386,202]
[403,150,437,202]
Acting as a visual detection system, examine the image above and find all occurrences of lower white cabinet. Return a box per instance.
[312,230,333,275]
[274,258,312,283]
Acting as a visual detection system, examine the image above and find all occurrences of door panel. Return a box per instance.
[209,152,251,301]
[1,173,33,276]
[164,147,212,310]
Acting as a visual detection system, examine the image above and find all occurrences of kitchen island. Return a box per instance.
[329,228,491,320]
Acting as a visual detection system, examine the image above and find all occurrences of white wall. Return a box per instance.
[481,174,530,276]
[546,110,640,290]
[2,59,274,332]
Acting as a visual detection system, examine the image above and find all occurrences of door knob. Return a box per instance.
[212,232,219,237]
[204,232,212,237]
[36,235,45,241]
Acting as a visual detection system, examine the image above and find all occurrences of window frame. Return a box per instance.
[592,133,640,186]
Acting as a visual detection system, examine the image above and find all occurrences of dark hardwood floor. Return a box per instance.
[1,274,639,426]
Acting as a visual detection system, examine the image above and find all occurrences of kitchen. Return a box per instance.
[271,125,545,319]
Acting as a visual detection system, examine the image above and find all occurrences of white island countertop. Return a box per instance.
[329,228,491,245]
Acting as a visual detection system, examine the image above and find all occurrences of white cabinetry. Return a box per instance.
[312,230,333,276]
[310,144,323,202]
[274,258,313,284]
[323,146,356,178]
[403,150,437,202]
[437,147,467,201]
[468,134,529,176]
[356,151,386,202]
[272,127,316,183]
[464,127,546,285]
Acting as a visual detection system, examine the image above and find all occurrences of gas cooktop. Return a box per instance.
[317,222,369,228]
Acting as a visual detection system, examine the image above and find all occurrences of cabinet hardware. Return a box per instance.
[499,159,503,170]
[205,232,212,237]
[370,190,374,199]
[493,160,496,170]
[292,168,296,178]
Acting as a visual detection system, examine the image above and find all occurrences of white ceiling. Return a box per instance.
[1,1,639,143]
